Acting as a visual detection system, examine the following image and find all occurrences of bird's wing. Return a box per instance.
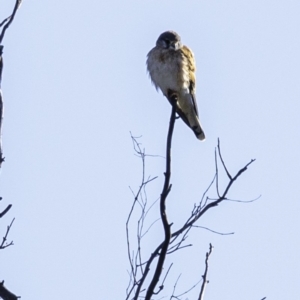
[181,45,199,117]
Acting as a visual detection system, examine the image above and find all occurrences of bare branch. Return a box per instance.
[167,243,192,254]
[199,174,216,209]
[126,134,160,294]
[154,263,173,295]
[192,225,234,236]
[214,148,221,198]
[174,279,202,299]
[144,92,177,300]
[126,85,256,300]
[217,138,232,179]
[170,274,181,300]
[0,205,12,218]
[0,218,15,250]
[198,243,213,300]
[224,197,260,203]
[0,281,20,300]
[0,18,11,28]
[127,137,255,300]
[0,4,21,300]
[170,274,203,300]
[0,0,22,44]
[170,156,255,241]
[141,218,160,238]
[168,225,192,254]
[126,135,163,300]
[0,50,4,166]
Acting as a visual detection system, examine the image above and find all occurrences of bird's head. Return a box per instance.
[156,31,182,50]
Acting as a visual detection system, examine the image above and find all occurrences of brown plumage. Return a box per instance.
[147,31,205,141]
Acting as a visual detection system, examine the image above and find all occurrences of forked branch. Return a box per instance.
[126,94,255,300]
[0,0,22,44]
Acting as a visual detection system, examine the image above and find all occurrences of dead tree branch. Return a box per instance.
[198,243,213,300]
[0,2,22,299]
[0,0,22,166]
[0,47,4,166]
[126,136,255,299]
[0,0,22,44]
[0,204,12,218]
[126,92,256,299]
[0,281,20,300]
[0,218,14,249]
[144,93,177,300]
[170,275,202,300]
[125,134,159,299]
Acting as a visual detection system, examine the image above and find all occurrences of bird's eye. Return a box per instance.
[165,39,170,47]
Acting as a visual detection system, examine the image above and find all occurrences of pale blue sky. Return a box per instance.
[1,0,300,299]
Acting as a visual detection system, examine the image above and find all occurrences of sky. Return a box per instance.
[1,0,300,299]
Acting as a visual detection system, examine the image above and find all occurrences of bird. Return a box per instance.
[147,31,205,141]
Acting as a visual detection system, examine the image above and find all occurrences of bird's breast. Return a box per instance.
[147,48,190,96]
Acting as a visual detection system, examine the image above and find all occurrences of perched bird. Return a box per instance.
[147,31,205,141]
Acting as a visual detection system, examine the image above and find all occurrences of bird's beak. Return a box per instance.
[170,41,179,50]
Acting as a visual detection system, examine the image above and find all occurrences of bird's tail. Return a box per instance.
[185,108,205,141]
[192,123,205,141]
[174,106,205,141]
[167,91,205,141]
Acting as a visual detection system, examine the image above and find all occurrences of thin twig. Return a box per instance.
[0,218,15,249]
[170,158,255,240]
[170,274,181,300]
[167,244,192,254]
[214,148,221,198]
[192,225,234,235]
[224,194,261,203]
[198,243,213,300]
[154,263,173,295]
[217,138,232,179]
[126,135,161,300]
[126,138,147,295]
[175,278,202,299]
[199,174,216,210]
[141,218,160,238]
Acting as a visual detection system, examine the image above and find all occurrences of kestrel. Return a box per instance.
[147,31,205,141]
